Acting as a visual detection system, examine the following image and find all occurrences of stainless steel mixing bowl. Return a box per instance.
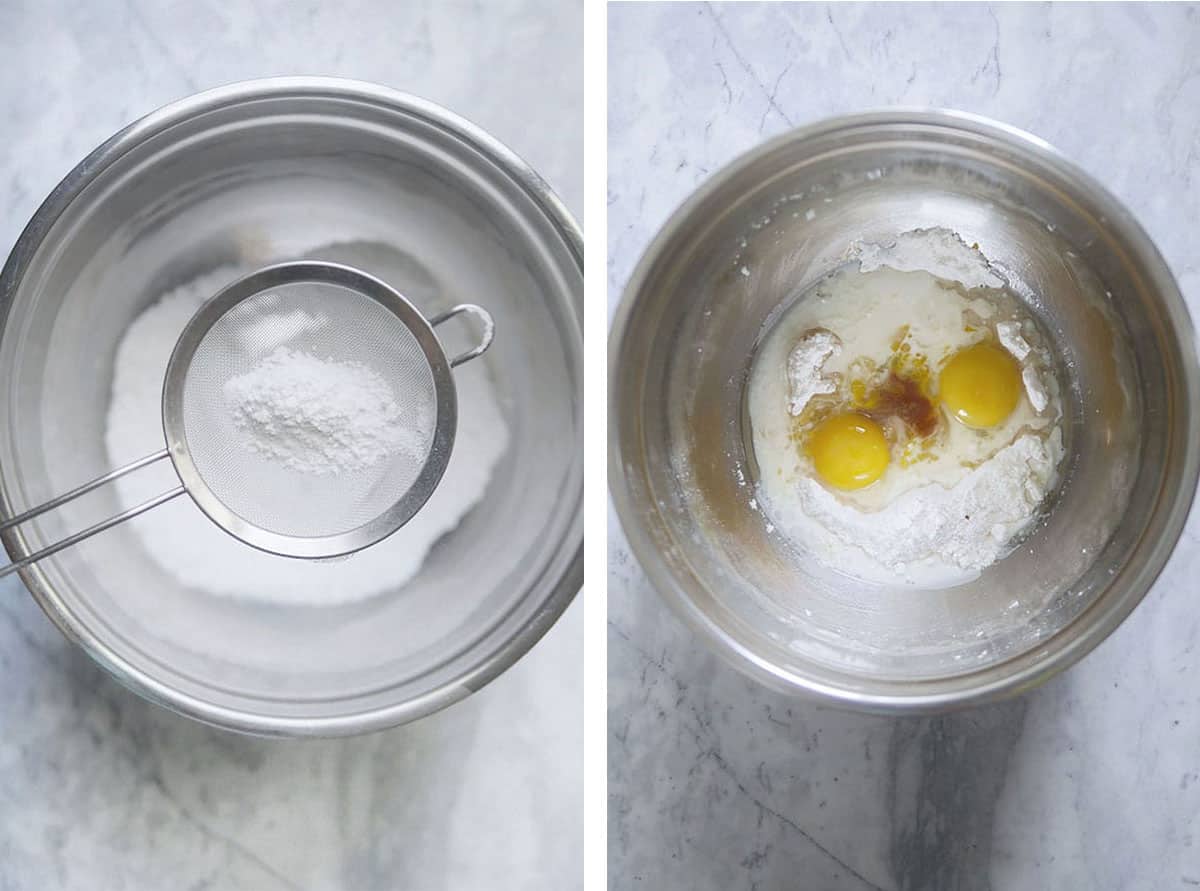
[0,78,582,735]
[610,110,1199,712]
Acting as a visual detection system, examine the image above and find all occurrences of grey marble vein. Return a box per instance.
[0,1,581,889]
[609,4,1200,890]
[886,702,1028,891]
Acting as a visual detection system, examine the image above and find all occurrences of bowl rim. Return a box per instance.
[609,107,1200,713]
[0,75,583,736]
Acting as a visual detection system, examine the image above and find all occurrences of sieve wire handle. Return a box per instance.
[0,449,184,580]
[428,304,495,368]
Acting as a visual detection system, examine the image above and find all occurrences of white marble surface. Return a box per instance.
[609,4,1200,889]
[0,2,580,889]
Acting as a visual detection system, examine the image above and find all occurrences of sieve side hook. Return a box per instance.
[0,449,184,580]
[428,304,495,368]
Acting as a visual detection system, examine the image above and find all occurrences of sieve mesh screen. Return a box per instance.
[179,282,438,539]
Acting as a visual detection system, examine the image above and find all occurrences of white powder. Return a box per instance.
[224,347,428,475]
[996,321,1031,360]
[1021,366,1050,412]
[785,329,840,416]
[780,432,1062,585]
[852,227,1006,290]
[105,266,509,605]
[996,320,1053,411]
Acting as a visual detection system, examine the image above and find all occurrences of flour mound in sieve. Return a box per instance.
[223,346,431,475]
[105,266,508,605]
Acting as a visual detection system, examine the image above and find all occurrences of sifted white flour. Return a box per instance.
[785,329,840,416]
[852,227,1006,290]
[781,431,1062,585]
[224,346,430,475]
[105,266,508,605]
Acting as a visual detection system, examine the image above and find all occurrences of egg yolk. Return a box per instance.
[939,342,1021,429]
[806,412,890,490]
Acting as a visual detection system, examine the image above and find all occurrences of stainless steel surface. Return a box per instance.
[0,448,179,580]
[431,304,496,368]
[0,77,583,735]
[0,486,185,580]
[0,448,170,533]
[610,110,1199,712]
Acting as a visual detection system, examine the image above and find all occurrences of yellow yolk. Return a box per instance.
[939,342,1021,429]
[806,412,890,490]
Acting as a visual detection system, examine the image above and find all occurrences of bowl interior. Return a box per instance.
[613,116,1196,701]
[0,85,582,728]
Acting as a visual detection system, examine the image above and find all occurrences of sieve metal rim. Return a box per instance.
[161,260,457,559]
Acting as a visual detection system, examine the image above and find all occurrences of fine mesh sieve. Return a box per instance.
[0,260,494,574]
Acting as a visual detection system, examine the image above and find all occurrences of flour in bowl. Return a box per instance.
[105,266,508,605]
[774,431,1063,586]
[748,229,1065,588]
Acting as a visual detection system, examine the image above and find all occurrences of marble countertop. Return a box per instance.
[0,2,580,889]
[608,4,1200,889]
